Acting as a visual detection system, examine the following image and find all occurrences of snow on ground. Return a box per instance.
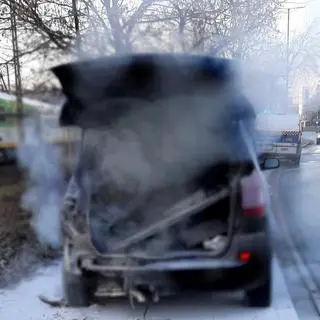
[0,258,299,320]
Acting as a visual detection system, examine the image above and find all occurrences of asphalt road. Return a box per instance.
[270,144,320,319]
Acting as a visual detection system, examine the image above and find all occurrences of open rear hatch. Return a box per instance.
[52,53,257,259]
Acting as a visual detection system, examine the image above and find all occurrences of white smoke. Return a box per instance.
[16,117,65,248]
[16,56,262,250]
[83,93,237,194]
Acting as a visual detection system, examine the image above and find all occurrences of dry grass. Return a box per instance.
[0,167,29,259]
[0,165,58,287]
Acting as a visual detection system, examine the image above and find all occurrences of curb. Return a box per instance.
[267,170,320,318]
[263,171,300,319]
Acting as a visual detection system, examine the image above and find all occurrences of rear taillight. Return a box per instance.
[242,206,265,217]
[240,170,265,217]
[238,251,251,262]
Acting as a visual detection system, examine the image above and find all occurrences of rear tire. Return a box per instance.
[62,241,97,307]
[245,260,272,308]
[293,156,300,167]
[63,268,91,307]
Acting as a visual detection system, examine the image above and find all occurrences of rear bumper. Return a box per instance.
[262,151,299,157]
[262,152,300,163]
[76,232,271,292]
[167,257,271,292]
[84,258,269,293]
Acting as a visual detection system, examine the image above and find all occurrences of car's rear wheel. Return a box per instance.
[63,241,97,307]
[63,268,92,307]
[293,156,300,168]
[245,260,272,308]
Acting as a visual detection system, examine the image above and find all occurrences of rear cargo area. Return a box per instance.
[87,162,246,256]
[54,55,259,258]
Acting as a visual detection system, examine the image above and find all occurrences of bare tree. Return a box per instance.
[252,19,320,94]
[0,0,159,89]
[141,0,285,56]
[1,0,285,57]
[0,0,288,90]
[0,0,158,56]
[288,20,320,83]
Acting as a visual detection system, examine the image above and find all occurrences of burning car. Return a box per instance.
[51,54,279,309]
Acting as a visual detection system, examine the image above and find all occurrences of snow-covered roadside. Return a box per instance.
[0,258,299,319]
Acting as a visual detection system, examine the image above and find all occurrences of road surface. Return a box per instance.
[269,143,320,319]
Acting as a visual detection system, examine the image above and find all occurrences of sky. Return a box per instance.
[278,0,320,34]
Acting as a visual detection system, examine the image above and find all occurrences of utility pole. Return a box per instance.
[286,8,291,110]
[285,5,305,110]
[72,0,82,57]
[10,0,23,139]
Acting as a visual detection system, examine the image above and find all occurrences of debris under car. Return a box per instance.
[51,53,279,309]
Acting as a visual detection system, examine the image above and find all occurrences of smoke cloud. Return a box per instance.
[17,117,65,248]
[82,95,237,192]
[16,55,263,251]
